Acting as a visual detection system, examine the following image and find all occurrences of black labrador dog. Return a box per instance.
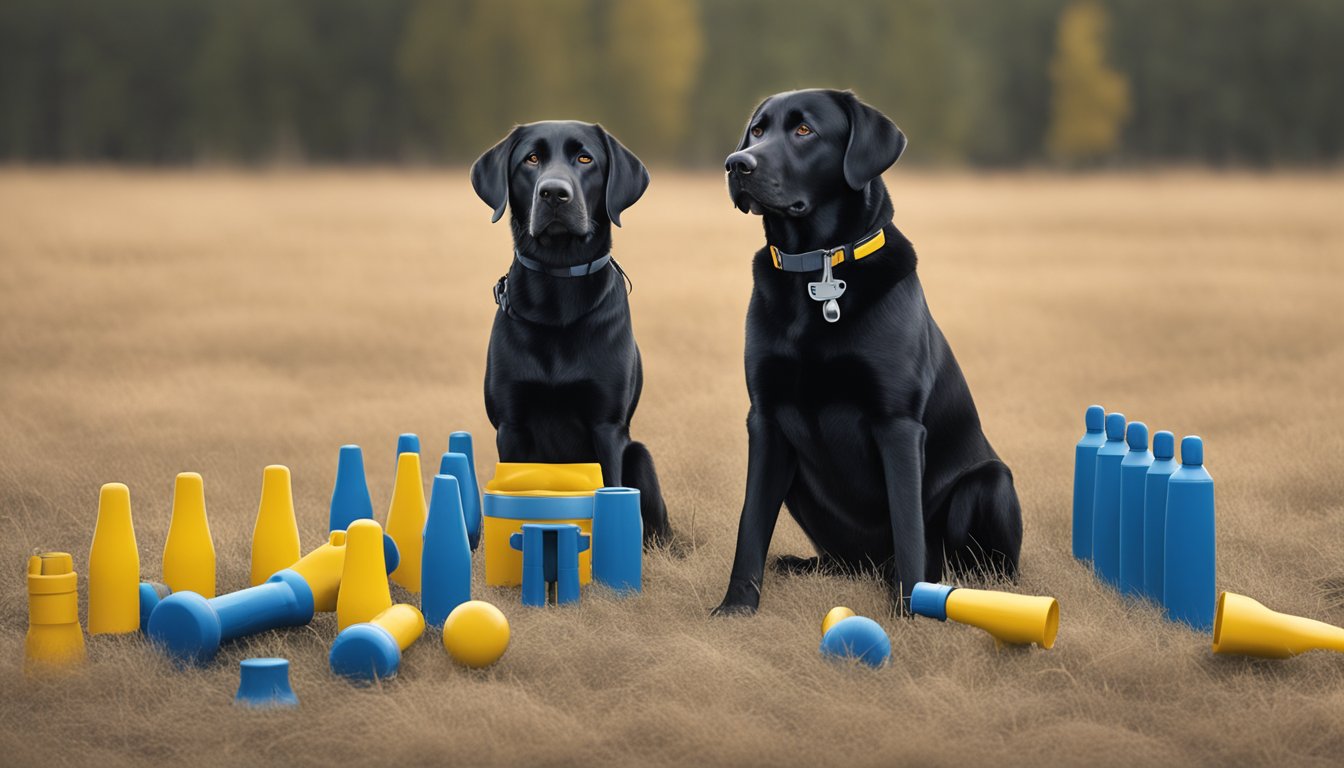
[714,90,1022,615]
[470,120,671,544]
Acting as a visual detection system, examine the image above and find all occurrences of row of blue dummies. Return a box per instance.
[1072,405,1216,630]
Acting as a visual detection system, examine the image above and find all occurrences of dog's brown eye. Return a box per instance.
[796,124,812,136]
[525,153,540,165]
[577,154,593,164]
[751,126,764,138]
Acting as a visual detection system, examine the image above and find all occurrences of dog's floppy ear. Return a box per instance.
[839,92,907,190]
[599,126,649,227]
[470,128,518,223]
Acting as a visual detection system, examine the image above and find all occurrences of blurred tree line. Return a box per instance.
[1,0,1341,166]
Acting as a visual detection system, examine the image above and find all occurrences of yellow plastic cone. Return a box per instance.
[163,472,216,597]
[290,530,349,612]
[385,453,427,593]
[251,465,302,586]
[26,552,86,672]
[337,519,393,630]
[88,483,140,635]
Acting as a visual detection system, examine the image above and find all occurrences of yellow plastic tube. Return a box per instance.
[26,552,86,671]
[88,482,140,635]
[163,472,216,597]
[251,465,301,586]
[385,453,426,593]
[337,520,393,630]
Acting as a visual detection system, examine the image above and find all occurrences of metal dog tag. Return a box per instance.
[808,257,845,323]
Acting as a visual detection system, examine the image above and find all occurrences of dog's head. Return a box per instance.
[725,90,906,219]
[471,121,649,241]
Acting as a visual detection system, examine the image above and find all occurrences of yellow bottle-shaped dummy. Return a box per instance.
[385,453,426,593]
[336,519,392,630]
[163,472,216,597]
[251,465,302,586]
[26,552,86,671]
[88,483,140,634]
[288,529,347,612]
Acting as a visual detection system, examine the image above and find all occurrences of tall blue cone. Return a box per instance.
[396,433,420,461]
[1144,431,1179,602]
[1072,405,1107,561]
[1163,436,1216,631]
[438,450,481,551]
[422,474,471,627]
[1118,422,1153,597]
[1091,412,1127,588]
[329,445,374,533]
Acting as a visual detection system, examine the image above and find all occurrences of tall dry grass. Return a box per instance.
[1,169,1342,766]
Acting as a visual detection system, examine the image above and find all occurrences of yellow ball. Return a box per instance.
[822,606,856,636]
[442,600,510,668]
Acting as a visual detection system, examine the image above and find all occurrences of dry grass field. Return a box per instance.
[1,169,1342,766]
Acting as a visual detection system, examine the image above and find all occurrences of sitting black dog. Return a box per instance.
[470,121,670,544]
[714,90,1022,615]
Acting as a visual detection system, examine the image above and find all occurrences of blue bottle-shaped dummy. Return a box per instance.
[592,487,643,593]
[396,433,420,460]
[439,447,481,551]
[329,445,374,532]
[1072,405,1107,561]
[1163,436,1216,631]
[1090,412,1127,588]
[421,474,471,627]
[1118,422,1153,597]
[1143,431,1178,602]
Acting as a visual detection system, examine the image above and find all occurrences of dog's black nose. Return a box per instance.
[537,178,573,206]
[725,150,757,175]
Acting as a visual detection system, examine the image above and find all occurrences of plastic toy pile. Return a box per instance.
[22,431,646,707]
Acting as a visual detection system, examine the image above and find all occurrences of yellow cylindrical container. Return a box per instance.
[251,465,302,586]
[945,588,1060,649]
[385,453,427,593]
[290,530,349,612]
[482,463,600,587]
[163,472,216,597]
[26,552,86,671]
[88,482,141,635]
[371,603,425,651]
[337,520,392,630]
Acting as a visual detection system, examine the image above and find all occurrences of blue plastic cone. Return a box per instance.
[1072,405,1106,561]
[1164,436,1216,631]
[1143,431,1178,602]
[438,451,481,551]
[396,433,420,460]
[1091,413,1127,588]
[422,474,472,627]
[1119,422,1154,597]
[329,445,374,533]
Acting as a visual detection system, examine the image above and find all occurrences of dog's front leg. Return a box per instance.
[713,412,796,616]
[874,417,928,614]
[592,423,629,488]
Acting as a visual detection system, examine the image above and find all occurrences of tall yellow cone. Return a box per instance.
[337,519,393,630]
[88,482,140,635]
[385,453,427,593]
[251,465,302,586]
[163,472,216,597]
[26,552,86,671]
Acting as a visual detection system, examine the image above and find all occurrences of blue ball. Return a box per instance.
[819,616,891,667]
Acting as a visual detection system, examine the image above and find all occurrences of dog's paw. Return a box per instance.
[710,601,758,618]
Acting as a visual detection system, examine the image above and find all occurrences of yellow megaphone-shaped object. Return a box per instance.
[910,582,1059,649]
[1212,591,1344,659]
